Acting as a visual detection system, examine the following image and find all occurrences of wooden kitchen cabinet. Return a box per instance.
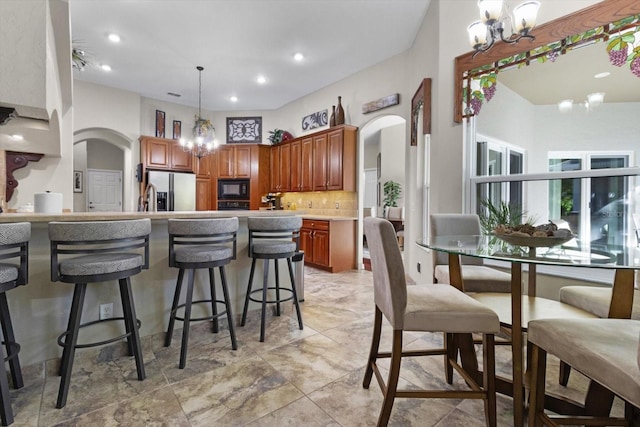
[196,177,211,210]
[195,152,217,211]
[140,136,194,172]
[217,145,252,178]
[310,126,356,191]
[300,218,355,273]
[270,143,291,192]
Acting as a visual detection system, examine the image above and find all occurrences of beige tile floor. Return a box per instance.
[5,267,616,426]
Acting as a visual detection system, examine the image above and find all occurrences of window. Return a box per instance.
[549,151,632,247]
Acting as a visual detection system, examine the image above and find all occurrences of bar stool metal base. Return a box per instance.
[56,277,145,409]
[165,266,237,369]
[240,256,303,342]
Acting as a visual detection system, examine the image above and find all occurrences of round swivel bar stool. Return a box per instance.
[240,216,303,342]
[0,222,30,426]
[165,217,239,369]
[49,219,150,409]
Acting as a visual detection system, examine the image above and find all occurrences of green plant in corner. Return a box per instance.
[383,180,401,208]
[268,129,285,145]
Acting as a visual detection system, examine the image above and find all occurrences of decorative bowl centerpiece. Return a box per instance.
[492,222,574,248]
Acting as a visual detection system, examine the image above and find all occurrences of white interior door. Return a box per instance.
[87,169,122,212]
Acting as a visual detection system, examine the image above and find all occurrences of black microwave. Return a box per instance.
[218,179,250,200]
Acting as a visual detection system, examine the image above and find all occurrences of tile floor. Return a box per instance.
[5,267,616,426]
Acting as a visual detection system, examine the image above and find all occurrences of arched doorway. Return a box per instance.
[73,128,136,212]
[357,115,406,269]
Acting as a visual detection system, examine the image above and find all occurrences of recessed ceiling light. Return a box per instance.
[293,52,304,62]
[230,96,238,102]
[108,33,121,43]
[594,71,611,79]
[100,64,112,72]
[256,75,267,84]
[10,134,23,141]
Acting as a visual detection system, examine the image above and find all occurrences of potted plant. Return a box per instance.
[268,129,293,145]
[383,180,401,207]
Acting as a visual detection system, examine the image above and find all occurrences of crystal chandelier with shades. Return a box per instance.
[180,66,216,159]
[467,0,540,56]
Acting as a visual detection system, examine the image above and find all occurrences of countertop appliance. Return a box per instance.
[264,193,283,210]
[147,171,196,211]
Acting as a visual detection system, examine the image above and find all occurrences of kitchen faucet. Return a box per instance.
[144,183,157,212]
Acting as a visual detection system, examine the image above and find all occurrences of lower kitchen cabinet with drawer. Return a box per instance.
[300,218,356,273]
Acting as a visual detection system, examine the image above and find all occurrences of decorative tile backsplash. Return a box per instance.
[279,191,357,217]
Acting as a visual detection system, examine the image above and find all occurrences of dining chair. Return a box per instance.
[556,284,640,385]
[363,217,500,427]
[384,206,404,249]
[430,213,512,293]
[528,318,640,426]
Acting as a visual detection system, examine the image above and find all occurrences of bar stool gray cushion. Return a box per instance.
[0,222,30,285]
[0,265,18,284]
[49,219,150,242]
[59,254,144,276]
[559,286,640,320]
[169,218,238,264]
[50,220,151,278]
[528,318,640,408]
[248,216,302,256]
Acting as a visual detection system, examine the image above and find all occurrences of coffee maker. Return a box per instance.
[265,193,283,210]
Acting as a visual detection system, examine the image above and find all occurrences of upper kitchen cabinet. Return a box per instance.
[312,125,357,192]
[217,145,252,178]
[140,136,194,172]
[270,143,291,192]
[195,152,214,178]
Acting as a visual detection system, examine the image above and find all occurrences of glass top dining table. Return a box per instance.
[418,235,639,426]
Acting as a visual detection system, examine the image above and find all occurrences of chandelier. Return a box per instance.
[179,66,216,159]
[467,1,540,57]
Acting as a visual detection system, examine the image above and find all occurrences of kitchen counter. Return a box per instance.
[8,210,358,366]
[0,209,298,223]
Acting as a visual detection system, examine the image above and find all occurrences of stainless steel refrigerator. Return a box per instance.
[147,171,196,211]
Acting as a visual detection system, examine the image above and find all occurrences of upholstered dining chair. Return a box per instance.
[528,318,640,426]
[363,217,500,427]
[430,214,512,293]
[556,284,640,385]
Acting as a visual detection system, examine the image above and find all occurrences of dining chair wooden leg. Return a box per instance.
[444,332,455,384]
[363,308,383,389]
[482,334,496,427]
[377,330,402,427]
[528,343,546,427]
[559,360,571,386]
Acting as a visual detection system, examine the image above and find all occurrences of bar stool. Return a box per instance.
[49,219,150,409]
[165,217,239,369]
[0,222,30,426]
[241,216,303,342]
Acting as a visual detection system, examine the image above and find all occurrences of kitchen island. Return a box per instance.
[0,210,353,366]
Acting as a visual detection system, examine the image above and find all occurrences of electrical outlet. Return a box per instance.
[335,202,340,209]
[308,201,312,208]
[99,303,113,320]
[417,262,421,273]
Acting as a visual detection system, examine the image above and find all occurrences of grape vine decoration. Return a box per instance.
[468,73,497,115]
[606,26,640,78]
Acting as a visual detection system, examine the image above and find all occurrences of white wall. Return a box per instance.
[380,124,405,206]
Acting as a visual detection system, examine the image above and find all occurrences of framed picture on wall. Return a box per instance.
[173,120,181,140]
[155,110,166,138]
[226,116,262,143]
[73,171,83,193]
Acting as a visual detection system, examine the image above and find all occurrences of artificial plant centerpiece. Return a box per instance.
[383,180,402,207]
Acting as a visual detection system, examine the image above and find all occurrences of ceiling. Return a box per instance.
[496,35,640,106]
[69,0,431,112]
